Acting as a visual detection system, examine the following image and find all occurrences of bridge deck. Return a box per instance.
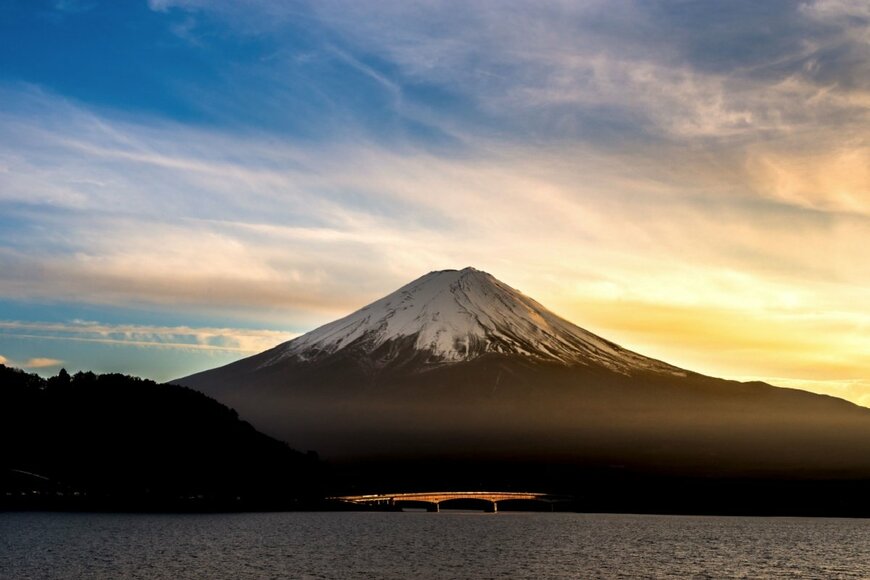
[334,491,555,505]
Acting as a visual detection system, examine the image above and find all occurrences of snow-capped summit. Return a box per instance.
[268,267,678,375]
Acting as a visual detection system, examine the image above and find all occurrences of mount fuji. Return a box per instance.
[177,268,870,482]
[256,267,680,374]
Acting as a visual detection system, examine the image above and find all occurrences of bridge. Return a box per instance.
[333,491,568,512]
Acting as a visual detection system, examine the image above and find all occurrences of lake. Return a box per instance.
[3,511,870,578]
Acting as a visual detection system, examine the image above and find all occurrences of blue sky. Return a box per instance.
[1,0,869,404]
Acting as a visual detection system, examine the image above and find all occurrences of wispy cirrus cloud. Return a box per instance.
[136,0,870,217]
[1,84,868,320]
[51,0,98,15]
[298,0,869,140]
[0,320,295,354]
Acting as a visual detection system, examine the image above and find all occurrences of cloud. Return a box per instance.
[23,358,63,369]
[282,0,867,141]
[745,143,870,215]
[53,0,97,14]
[801,0,870,34]
[0,320,296,354]
[126,2,870,216]
[1,86,869,321]
[0,354,7,364]
[134,0,866,148]
[147,0,190,12]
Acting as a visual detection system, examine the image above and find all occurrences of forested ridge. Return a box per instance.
[0,365,323,510]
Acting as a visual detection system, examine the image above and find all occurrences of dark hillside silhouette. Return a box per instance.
[0,365,322,510]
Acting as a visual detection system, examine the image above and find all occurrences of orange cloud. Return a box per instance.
[747,145,870,216]
[24,358,63,369]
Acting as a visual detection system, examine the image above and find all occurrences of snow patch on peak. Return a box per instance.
[270,268,682,375]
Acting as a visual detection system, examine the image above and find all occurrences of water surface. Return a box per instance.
[3,511,870,579]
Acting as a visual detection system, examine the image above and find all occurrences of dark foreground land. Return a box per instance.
[4,365,870,517]
[0,365,323,511]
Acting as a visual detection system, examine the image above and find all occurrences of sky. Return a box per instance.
[1,0,869,404]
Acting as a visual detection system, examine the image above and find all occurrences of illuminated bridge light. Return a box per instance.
[331,491,572,512]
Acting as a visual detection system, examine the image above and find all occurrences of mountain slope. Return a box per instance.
[177,268,870,481]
